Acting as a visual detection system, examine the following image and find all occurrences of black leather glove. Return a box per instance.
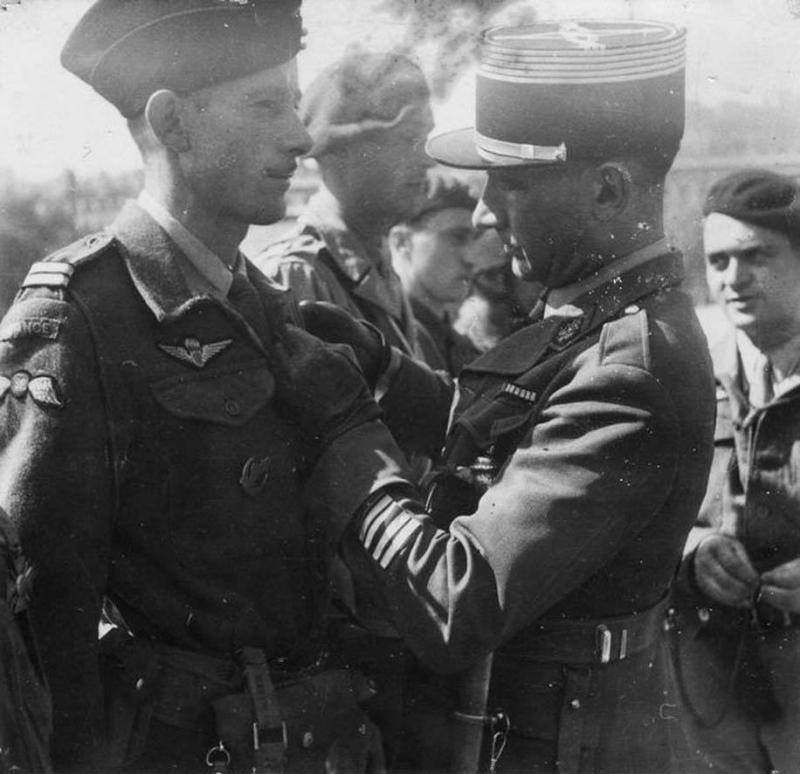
[270,324,382,460]
[299,301,390,390]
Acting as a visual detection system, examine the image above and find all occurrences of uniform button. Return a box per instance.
[755,504,770,520]
[698,607,711,623]
[10,372,29,398]
[569,699,581,710]
[302,731,314,748]
[224,398,240,416]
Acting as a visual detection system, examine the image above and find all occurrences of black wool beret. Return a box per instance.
[703,169,800,240]
[410,168,478,223]
[61,0,303,118]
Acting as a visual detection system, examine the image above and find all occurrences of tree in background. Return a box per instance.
[378,0,536,98]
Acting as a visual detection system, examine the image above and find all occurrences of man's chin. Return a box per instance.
[248,202,287,227]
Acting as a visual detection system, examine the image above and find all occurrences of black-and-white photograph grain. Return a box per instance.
[1,1,799,772]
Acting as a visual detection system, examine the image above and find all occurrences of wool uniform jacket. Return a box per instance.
[342,250,716,773]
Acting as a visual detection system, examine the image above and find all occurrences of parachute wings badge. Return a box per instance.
[158,337,233,368]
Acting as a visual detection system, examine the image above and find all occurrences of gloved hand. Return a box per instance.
[760,556,800,613]
[693,533,759,608]
[299,301,390,390]
[270,324,382,457]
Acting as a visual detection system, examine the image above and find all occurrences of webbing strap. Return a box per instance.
[239,647,286,772]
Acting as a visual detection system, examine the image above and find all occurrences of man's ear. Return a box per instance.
[387,224,413,261]
[144,90,191,154]
[589,162,630,220]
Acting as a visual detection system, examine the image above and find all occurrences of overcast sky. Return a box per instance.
[1,0,799,181]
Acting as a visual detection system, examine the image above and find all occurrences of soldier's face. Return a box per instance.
[338,102,435,221]
[180,60,312,226]
[705,212,800,349]
[475,163,593,288]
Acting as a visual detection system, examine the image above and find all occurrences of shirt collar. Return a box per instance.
[545,238,669,318]
[736,328,800,401]
[137,191,235,299]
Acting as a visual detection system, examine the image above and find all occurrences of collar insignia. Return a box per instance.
[551,316,585,351]
[158,337,233,369]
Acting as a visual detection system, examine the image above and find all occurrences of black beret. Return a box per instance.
[703,169,800,240]
[61,0,303,118]
[300,48,430,157]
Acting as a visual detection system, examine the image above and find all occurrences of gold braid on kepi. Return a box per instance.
[427,19,686,170]
[61,0,303,118]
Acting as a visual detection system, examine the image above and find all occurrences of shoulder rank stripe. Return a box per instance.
[22,262,76,289]
[502,383,538,403]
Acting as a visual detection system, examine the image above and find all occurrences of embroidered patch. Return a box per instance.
[28,376,64,408]
[551,316,584,350]
[240,456,271,497]
[158,337,233,368]
[1,372,63,408]
[0,317,63,342]
[502,383,537,403]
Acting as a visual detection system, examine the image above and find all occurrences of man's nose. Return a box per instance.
[472,197,499,231]
[288,112,313,157]
[723,257,752,288]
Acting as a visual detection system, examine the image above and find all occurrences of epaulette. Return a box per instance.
[22,232,115,290]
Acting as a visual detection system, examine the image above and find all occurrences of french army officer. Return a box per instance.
[673,170,800,773]
[301,20,716,773]
[0,1,410,771]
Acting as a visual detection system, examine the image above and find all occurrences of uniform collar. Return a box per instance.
[111,200,225,323]
[464,247,683,376]
[137,191,236,299]
[300,186,409,322]
[545,238,669,317]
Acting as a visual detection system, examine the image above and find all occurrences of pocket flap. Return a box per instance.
[151,363,274,427]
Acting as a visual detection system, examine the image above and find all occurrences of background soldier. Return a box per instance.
[303,19,716,772]
[0,1,407,770]
[388,168,481,375]
[673,169,800,773]
[255,48,435,362]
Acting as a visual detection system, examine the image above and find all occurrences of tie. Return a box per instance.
[228,271,269,342]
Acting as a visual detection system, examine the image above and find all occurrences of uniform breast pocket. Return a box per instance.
[457,390,538,451]
[150,361,275,427]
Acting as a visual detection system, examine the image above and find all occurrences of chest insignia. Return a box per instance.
[502,383,537,403]
[551,315,585,351]
[240,456,271,497]
[158,337,233,368]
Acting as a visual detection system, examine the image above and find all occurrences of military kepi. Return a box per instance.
[428,20,686,169]
[61,0,303,118]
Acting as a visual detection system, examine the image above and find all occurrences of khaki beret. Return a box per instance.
[300,48,431,157]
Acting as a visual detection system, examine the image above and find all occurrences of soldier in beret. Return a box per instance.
[255,48,436,363]
[672,169,800,773]
[0,1,412,771]
[388,168,482,376]
[300,19,717,772]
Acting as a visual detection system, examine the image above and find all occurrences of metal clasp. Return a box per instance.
[205,740,231,773]
[596,624,612,664]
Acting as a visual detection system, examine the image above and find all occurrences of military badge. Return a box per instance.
[502,383,537,403]
[240,456,271,497]
[551,316,585,351]
[0,317,63,342]
[158,337,233,368]
[9,372,29,398]
[28,376,64,408]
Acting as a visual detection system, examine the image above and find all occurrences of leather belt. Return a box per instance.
[500,598,669,665]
